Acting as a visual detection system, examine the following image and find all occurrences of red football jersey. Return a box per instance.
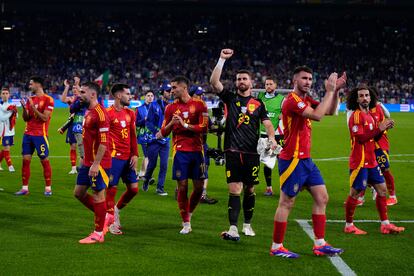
[279,92,319,160]
[24,94,54,136]
[82,104,112,168]
[107,105,138,160]
[161,98,208,152]
[370,104,390,151]
[348,110,378,169]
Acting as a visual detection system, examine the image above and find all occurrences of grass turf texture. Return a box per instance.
[1,108,413,275]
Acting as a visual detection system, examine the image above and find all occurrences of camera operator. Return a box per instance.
[210,49,278,241]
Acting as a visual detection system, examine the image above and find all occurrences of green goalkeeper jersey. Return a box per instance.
[257,91,285,135]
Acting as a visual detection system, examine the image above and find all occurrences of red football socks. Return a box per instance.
[106,186,118,215]
[345,196,359,223]
[376,195,388,221]
[383,170,395,196]
[94,201,107,232]
[70,149,77,166]
[116,186,138,210]
[188,189,203,213]
[3,150,12,166]
[41,159,52,186]
[22,159,31,185]
[273,221,287,244]
[177,187,189,222]
[312,214,326,239]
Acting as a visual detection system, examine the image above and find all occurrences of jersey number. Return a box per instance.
[238,113,250,125]
[39,144,46,156]
[121,129,129,139]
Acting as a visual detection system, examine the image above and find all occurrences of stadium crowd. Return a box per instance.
[1,10,413,103]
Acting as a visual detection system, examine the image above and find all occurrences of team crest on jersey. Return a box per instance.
[189,105,196,113]
[183,111,189,119]
[293,183,299,193]
[248,104,256,113]
[369,123,373,130]
[297,102,306,109]
[241,106,247,114]
[121,120,126,128]
[352,125,358,133]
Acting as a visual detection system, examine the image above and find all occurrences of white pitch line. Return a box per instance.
[299,219,414,223]
[296,219,357,276]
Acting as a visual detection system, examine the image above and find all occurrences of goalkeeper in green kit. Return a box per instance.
[257,76,285,196]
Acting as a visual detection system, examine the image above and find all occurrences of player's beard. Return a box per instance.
[81,98,90,107]
[121,99,130,107]
[359,102,369,110]
[297,85,310,94]
[237,84,249,93]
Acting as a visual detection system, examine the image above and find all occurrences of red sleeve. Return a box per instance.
[349,111,380,144]
[307,96,320,109]
[129,109,138,157]
[97,111,110,145]
[287,95,309,116]
[46,96,54,111]
[189,101,208,133]
[160,103,173,137]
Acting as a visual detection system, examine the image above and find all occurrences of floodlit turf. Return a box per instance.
[1,108,413,275]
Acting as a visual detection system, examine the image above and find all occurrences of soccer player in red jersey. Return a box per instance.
[74,82,112,244]
[15,76,54,196]
[270,66,345,258]
[157,76,208,234]
[344,85,404,235]
[370,99,398,205]
[105,83,139,235]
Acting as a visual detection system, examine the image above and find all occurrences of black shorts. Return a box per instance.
[224,151,260,185]
[260,134,284,147]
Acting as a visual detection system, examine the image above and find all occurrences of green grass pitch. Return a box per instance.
[1,108,413,275]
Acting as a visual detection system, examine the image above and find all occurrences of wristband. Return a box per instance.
[184,123,189,129]
[216,58,226,69]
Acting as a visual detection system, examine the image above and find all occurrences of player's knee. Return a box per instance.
[375,184,387,196]
[74,190,83,200]
[279,198,295,210]
[317,193,329,206]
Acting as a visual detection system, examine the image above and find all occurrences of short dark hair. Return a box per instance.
[82,81,101,94]
[293,65,313,76]
[1,87,10,91]
[110,83,129,97]
[265,76,277,83]
[171,75,190,87]
[346,84,379,111]
[236,69,252,79]
[30,76,44,87]
[145,90,154,96]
